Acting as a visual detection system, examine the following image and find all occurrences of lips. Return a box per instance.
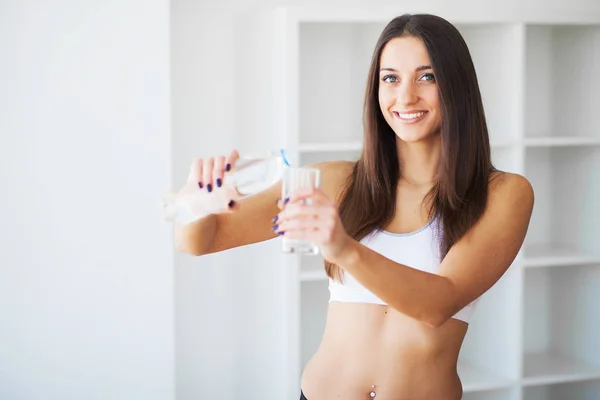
[392,110,429,123]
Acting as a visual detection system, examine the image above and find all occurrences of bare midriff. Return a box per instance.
[301,302,468,400]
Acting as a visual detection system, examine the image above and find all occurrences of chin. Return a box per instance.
[393,126,439,143]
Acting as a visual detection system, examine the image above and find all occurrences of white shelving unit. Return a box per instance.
[237,6,600,400]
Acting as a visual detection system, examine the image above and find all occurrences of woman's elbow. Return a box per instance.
[175,235,206,256]
[421,310,451,328]
[176,242,199,256]
[420,299,460,328]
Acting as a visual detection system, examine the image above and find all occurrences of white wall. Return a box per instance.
[171,0,600,400]
[0,1,174,399]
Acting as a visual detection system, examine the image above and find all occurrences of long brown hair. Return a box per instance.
[326,14,495,282]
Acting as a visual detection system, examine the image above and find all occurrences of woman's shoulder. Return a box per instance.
[308,160,355,200]
[488,170,534,209]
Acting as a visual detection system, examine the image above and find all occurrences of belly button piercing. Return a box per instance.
[369,384,376,398]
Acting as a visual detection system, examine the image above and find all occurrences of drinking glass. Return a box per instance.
[281,167,322,255]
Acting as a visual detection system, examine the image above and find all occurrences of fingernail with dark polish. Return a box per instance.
[272,215,278,223]
[284,197,290,205]
[198,182,203,189]
[277,231,285,236]
[271,225,279,231]
[207,184,212,193]
[225,163,231,172]
[216,178,222,188]
[228,200,235,208]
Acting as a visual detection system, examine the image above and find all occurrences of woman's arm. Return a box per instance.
[175,181,281,256]
[174,150,282,256]
[336,173,534,327]
[278,172,534,327]
[176,159,353,256]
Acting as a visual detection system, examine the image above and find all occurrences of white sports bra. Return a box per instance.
[328,215,478,324]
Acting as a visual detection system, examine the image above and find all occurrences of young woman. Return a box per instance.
[175,13,534,400]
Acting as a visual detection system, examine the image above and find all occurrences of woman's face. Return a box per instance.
[378,36,441,143]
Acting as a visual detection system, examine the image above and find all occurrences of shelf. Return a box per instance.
[464,388,518,400]
[298,142,363,152]
[491,141,518,149]
[299,149,361,166]
[297,140,516,153]
[523,352,600,386]
[458,361,514,392]
[524,136,600,147]
[525,25,600,140]
[299,23,380,145]
[523,245,600,268]
[523,378,600,399]
[455,24,523,146]
[523,266,600,389]
[524,146,599,260]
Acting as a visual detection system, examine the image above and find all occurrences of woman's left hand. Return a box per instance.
[274,188,353,264]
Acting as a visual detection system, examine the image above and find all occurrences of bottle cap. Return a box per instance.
[280,148,291,166]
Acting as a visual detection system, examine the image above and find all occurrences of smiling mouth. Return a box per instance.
[392,111,428,123]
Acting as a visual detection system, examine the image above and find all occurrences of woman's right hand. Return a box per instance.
[184,149,242,214]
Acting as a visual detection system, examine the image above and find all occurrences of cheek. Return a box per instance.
[431,98,440,112]
[378,89,394,110]
[424,88,440,111]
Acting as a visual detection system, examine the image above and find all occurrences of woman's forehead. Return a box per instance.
[379,37,431,71]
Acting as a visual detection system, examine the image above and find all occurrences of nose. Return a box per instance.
[396,81,419,106]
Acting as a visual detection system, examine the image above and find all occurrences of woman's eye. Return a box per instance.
[382,74,398,83]
[420,73,435,82]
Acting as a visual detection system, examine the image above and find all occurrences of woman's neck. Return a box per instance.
[396,136,441,188]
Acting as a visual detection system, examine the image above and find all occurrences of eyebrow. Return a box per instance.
[380,65,432,73]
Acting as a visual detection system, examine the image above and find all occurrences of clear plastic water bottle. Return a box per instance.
[162,149,290,225]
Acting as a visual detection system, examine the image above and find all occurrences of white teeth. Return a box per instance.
[396,111,425,119]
